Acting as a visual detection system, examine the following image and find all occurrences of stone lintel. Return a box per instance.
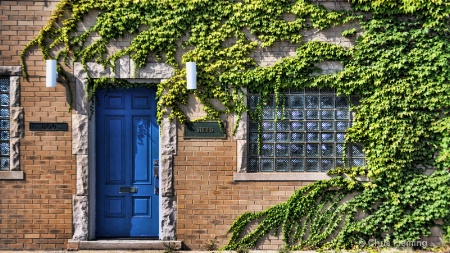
[86,62,111,78]
[0,66,22,76]
[135,63,174,79]
[74,63,88,80]
[118,56,131,78]
[75,60,174,80]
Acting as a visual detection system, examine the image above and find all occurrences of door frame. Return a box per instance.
[71,60,177,241]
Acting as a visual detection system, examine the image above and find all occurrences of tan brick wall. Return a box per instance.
[0,0,357,250]
[0,1,75,250]
[172,1,357,249]
[174,117,313,250]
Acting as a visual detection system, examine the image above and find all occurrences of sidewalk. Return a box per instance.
[0,251,318,253]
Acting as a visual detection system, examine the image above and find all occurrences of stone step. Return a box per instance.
[67,239,182,251]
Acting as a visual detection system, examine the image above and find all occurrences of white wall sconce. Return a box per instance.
[186,62,197,90]
[46,59,58,88]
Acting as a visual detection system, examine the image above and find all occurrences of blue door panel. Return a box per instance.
[133,196,152,216]
[107,94,125,108]
[106,117,125,183]
[133,95,151,109]
[106,196,126,217]
[96,87,159,238]
[133,116,151,184]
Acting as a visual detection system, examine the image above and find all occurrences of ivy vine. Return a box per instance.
[21,0,450,250]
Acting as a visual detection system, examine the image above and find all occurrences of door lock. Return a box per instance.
[154,187,159,195]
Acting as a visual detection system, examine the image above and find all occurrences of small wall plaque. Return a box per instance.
[184,121,226,139]
[30,122,68,131]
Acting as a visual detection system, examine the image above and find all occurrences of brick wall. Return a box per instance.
[174,115,313,250]
[172,1,358,249]
[0,1,75,250]
[0,0,356,250]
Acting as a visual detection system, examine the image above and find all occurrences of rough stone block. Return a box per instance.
[236,139,247,173]
[135,63,175,79]
[160,196,176,240]
[72,195,89,241]
[316,61,344,74]
[72,113,89,155]
[10,76,20,107]
[233,112,247,140]
[161,116,177,156]
[10,107,24,138]
[74,62,88,80]
[10,138,20,171]
[160,155,174,197]
[75,78,89,115]
[118,56,131,78]
[87,62,110,78]
[76,155,89,196]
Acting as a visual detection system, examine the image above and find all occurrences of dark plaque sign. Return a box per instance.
[184,121,226,139]
[30,122,68,131]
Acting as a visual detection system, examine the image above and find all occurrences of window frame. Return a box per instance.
[0,66,24,180]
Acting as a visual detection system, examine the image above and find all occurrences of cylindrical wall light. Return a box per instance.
[46,59,58,88]
[186,62,197,90]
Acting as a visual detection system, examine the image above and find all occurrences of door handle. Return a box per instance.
[119,187,138,193]
[154,160,159,178]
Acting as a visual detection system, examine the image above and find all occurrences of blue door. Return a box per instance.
[95,87,159,238]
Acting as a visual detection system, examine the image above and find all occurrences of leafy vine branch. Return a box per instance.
[21,0,450,250]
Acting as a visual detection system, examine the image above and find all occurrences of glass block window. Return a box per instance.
[248,88,365,173]
[0,78,9,171]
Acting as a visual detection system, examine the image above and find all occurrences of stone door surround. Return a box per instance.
[71,58,177,241]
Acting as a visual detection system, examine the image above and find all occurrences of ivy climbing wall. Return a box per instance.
[15,0,450,251]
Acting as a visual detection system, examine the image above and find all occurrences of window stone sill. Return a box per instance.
[233,172,335,181]
[233,172,368,182]
[0,171,24,180]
